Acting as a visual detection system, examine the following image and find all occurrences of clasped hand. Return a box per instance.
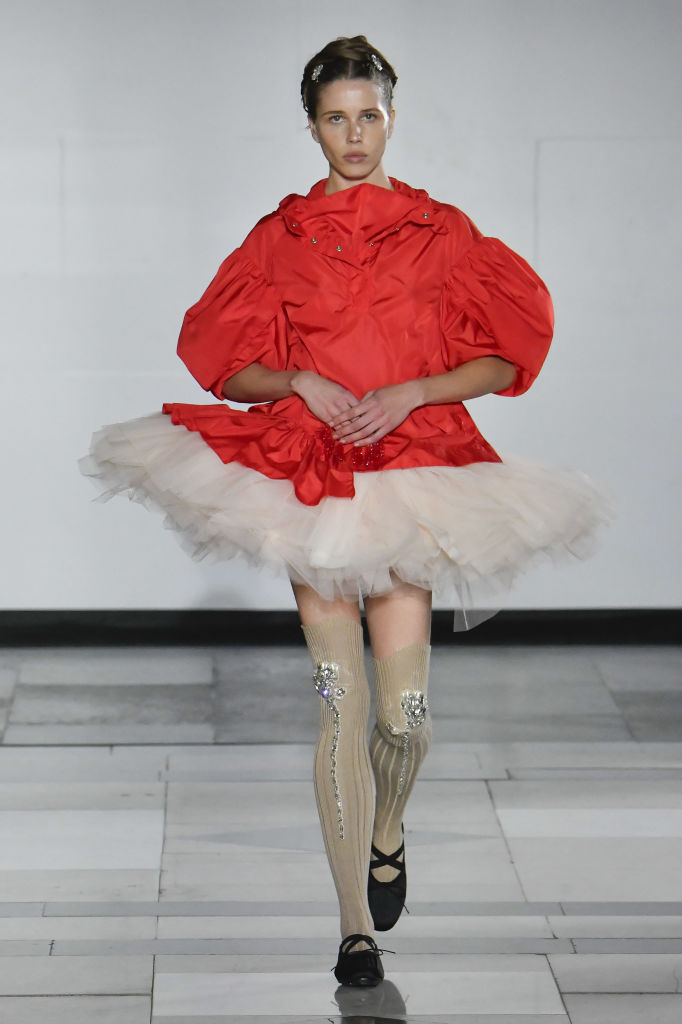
[291,370,420,446]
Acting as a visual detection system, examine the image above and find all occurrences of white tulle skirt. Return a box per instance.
[80,412,613,628]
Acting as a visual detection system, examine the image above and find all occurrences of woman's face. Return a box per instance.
[309,78,395,192]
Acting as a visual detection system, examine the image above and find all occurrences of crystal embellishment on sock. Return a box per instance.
[313,661,346,839]
[387,690,428,796]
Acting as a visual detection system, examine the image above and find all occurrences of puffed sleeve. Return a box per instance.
[176,249,287,399]
[440,236,554,396]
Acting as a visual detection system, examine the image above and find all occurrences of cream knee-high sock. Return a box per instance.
[370,643,432,873]
[302,618,375,940]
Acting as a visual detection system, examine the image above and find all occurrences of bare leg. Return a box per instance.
[293,583,375,943]
[364,580,432,884]
[364,579,432,658]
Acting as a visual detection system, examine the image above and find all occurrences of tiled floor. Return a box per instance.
[0,643,680,1022]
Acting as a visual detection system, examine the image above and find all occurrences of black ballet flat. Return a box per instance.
[333,933,385,987]
[368,826,407,932]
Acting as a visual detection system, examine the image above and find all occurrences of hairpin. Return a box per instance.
[369,53,383,71]
[311,64,323,82]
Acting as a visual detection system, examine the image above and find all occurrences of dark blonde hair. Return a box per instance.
[301,35,398,119]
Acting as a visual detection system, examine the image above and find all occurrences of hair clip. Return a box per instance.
[311,63,323,82]
[369,53,383,72]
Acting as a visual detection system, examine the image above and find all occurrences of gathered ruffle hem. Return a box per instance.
[80,413,613,630]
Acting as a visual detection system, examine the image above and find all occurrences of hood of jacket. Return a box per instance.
[277,178,448,254]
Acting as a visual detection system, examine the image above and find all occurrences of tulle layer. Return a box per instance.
[81,412,613,626]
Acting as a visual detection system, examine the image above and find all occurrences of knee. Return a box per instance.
[375,688,431,747]
[312,659,369,727]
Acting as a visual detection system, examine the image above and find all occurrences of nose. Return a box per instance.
[347,120,362,143]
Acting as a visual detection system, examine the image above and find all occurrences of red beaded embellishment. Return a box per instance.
[318,426,385,470]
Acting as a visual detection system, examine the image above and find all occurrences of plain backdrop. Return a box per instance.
[1,0,680,611]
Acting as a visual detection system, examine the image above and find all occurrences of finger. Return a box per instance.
[327,403,357,427]
[354,427,386,446]
[340,420,385,444]
[332,399,377,428]
[330,406,370,431]
[333,412,375,440]
[329,408,355,427]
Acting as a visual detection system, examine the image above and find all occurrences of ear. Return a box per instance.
[387,107,396,139]
[308,117,320,144]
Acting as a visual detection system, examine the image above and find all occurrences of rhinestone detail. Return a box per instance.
[387,690,428,796]
[313,661,346,839]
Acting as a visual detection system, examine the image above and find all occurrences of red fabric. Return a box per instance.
[163,179,554,506]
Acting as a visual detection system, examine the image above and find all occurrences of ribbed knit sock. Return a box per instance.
[302,618,375,941]
[369,643,432,880]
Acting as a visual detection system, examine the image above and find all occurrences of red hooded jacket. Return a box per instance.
[163,179,554,506]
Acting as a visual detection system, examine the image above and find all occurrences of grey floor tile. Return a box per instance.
[593,646,682,691]
[0,904,43,918]
[154,952,336,973]
[0,782,164,810]
[0,869,159,902]
[564,993,682,1024]
[489,777,682,808]
[151,1019,568,1024]
[0,644,679,1024]
[0,995,151,1024]
[43,900,337,917]
[548,952,682,992]
[433,714,631,743]
[0,942,50,955]
[574,938,682,952]
[610,691,682,741]
[159,836,526,903]
[560,901,682,915]
[0,916,156,940]
[9,683,215,726]
[18,650,214,686]
[503,837,682,901]
[473,740,682,772]
[549,914,682,938]
[152,961,565,1016]
[3,724,214,744]
[166,744,313,781]
[0,669,17,699]
[0,954,153,995]
[0,669,15,733]
[151,951,557,973]
[54,936,573,955]
[156,912,554,940]
[164,779,316,828]
[419,744,508,779]
[0,809,163,871]
[428,647,601,688]
[214,648,318,743]
[510,767,682,780]
[0,746,170,781]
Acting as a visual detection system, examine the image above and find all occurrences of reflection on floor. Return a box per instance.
[0,643,680,1022]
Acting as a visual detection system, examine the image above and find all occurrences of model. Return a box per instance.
[82,35,610,987]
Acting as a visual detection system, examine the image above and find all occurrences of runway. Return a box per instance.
[0,642,680,1022]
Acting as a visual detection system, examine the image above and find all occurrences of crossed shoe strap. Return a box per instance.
[337,934,394,957]
[370,840,405,874]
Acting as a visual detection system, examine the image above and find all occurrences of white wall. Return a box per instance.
[1,0,680,611]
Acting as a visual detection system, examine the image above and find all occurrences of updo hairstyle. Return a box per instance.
[301,35,398,119]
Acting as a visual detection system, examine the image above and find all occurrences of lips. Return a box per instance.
[344,153,367,161]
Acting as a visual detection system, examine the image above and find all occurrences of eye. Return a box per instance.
[362,113,377,121]
[328,114,343,123]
